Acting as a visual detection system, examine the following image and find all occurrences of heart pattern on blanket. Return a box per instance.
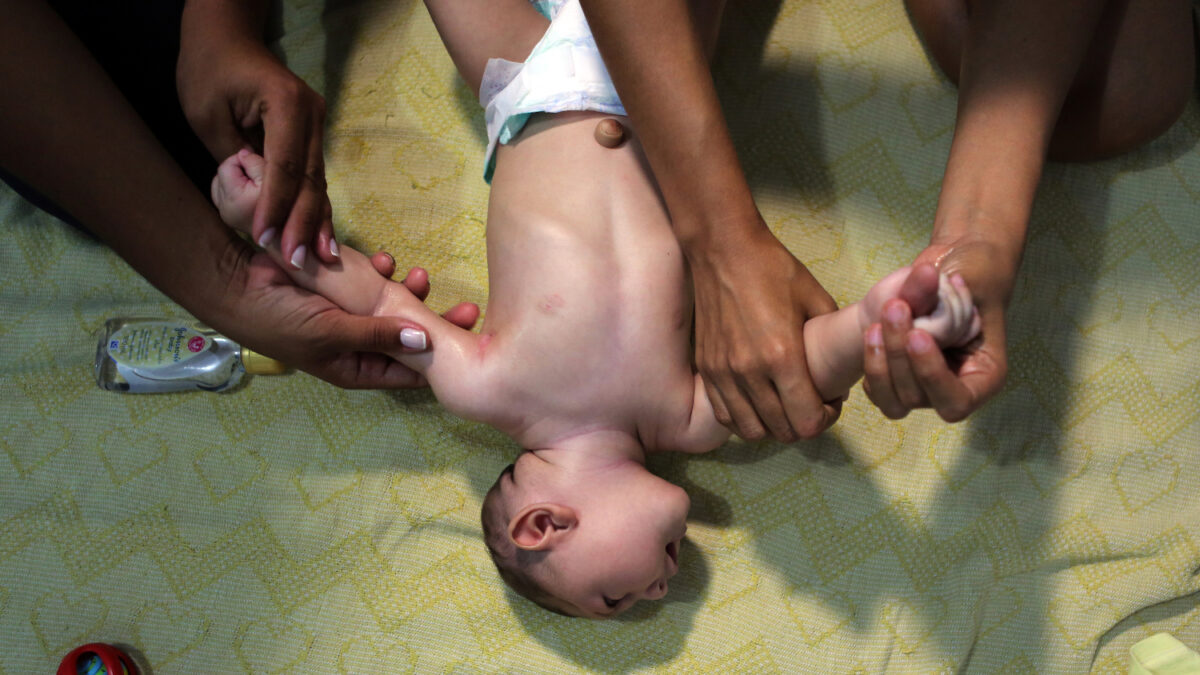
[30,591,108,657]
[97,427,168,486]
[233,618,314,674]
[1147,298,1200,352]
[337,636,418,675]
[1113,449,1182,514]
[1,418,70,477]
[133,602,211,670]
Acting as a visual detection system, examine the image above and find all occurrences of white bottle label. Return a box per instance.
[107,322,209,369]
[104,322,240,392]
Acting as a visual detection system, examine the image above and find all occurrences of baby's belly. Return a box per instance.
[483,112,693,416]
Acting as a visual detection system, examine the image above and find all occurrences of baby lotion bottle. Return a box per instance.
[94,318,287,393]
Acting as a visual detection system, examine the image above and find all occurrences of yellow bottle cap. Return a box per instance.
[240,348,289,375]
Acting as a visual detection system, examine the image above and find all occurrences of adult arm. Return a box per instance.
[0,0,453,389]
[863,0,1109,421]
[177,0,336,267]
[580,0,840,441]
[665,264,976,452]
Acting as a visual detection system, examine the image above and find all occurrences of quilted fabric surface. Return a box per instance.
[1,0,1198,672]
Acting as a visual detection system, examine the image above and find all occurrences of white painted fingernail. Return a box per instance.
[290,245,307,269]
[400,328,427,350]
[329,238,340,258]
[257,228,276,247]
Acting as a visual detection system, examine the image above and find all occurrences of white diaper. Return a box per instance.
[479,0,626,182]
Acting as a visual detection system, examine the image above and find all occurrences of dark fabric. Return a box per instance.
[0,0,217,226]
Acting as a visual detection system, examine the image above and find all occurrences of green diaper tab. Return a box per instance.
[1129,634,1200,675]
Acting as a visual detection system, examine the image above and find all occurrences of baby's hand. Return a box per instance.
[862,266,980,349]
[912,273,981,348]
[211,149,266,234]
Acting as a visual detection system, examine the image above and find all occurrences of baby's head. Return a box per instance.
[481,446,689,618]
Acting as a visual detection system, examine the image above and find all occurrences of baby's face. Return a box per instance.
[543,481,690,618]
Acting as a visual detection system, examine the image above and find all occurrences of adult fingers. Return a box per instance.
[275,173,326,269]
[775,366,839,440]
[314,196,338,263]
[317,312,431,356]
[715,374,771,441]
[314,352,427,390]
[702,378,734,435]
[905,331,976,422]
[252,96,307,249]
[881,299,926,410]
[192,108,246,164]
[863,323,908,419]
[739,373,796,441]
[256,88,328,267]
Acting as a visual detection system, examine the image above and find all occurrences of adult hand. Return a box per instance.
[862,237,1017,421]
[689,223,841,441]
[178,10,335,268]
[218,242,479,389]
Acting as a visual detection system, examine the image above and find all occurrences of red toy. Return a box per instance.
[57,643,137,675]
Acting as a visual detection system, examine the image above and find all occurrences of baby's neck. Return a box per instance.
[528,428,647,471]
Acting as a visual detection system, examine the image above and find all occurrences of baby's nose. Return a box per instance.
[644,579,668,600]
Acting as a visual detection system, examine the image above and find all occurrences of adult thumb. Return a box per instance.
[320,313,431,355]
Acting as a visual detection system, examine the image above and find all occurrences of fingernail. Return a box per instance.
[885,302,908,323]
[400,328,427,350]
[329,238,340,258]
[908,331,933,353]
[384,252,395,267]
[867,324,883,348]
[257,228,276,247]
[290,245,307,269]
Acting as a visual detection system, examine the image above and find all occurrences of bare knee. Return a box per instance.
[1050,66,1193,161]
[1049,1,1195,161]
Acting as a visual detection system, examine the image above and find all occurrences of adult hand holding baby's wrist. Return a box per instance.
[204,240,441,389]
[686,220,841,441]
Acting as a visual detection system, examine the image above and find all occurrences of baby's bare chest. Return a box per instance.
[479,112,697,427]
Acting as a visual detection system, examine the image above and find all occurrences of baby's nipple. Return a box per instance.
[594,118,626,148]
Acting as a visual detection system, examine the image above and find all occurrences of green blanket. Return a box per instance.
[2,0,1197,672]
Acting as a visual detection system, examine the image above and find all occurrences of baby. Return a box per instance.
[212,0,978,618]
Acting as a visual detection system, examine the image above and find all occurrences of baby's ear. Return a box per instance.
[508,503,577,551]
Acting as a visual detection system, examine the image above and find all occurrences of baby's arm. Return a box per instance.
[663,266,977,449]
[803,266,980,402]
[661,373,733,453]
[212,151,495,421]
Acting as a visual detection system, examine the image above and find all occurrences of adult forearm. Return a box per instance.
[0,0,245,320]
[181,0,269,46]
[580,0,762,250]
[934,0,1107,252]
